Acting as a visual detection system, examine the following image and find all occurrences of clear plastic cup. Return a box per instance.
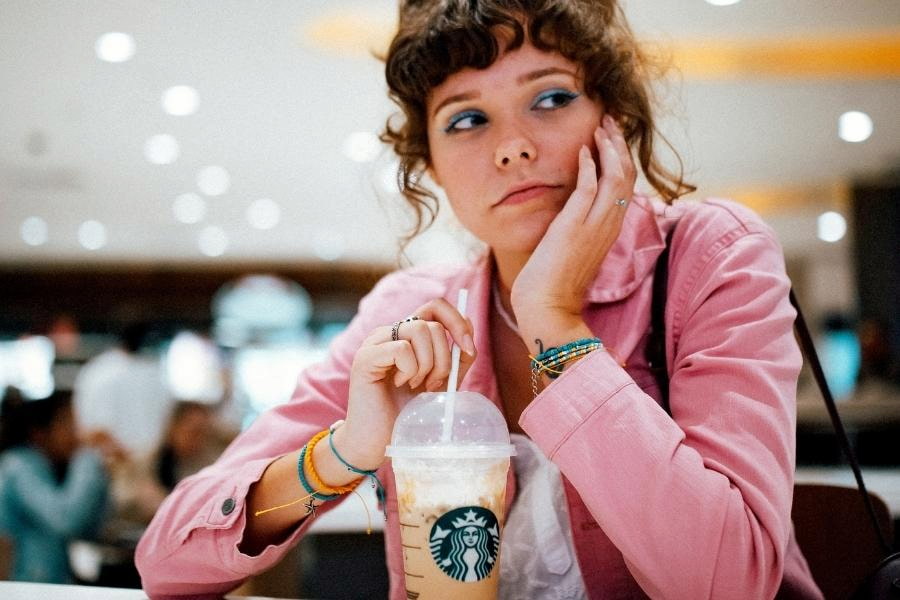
[386,391,515,599]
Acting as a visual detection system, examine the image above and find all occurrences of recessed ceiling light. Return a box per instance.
[162,85,200,116]
[95,32,136,63]
[173,193,206,224]
[144,134,180,165]
[312,231,346,262]
[705,0,741,5]
[246,198,281,230]
[838,111,873,143]
[342,131,382,163]
[21,217,48,246]
[817,211,847,243]
[198,225,228,257]
[78,220,107,250]
[197,166,231,196]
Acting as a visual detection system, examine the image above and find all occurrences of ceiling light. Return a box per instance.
[162,85,200,116]
[312,231,346,262]
[95,32,136,63]
[78,220,107,250]
[342,131,382,163]
[173,193,206,224]
[817,211,847,243]
[199,225,228,256]
[197,166,231,196]
[144,134,180,164]
[246,198,281,230]
[705,0,741,5]
[838,111,873,143]
[21,217,48,246]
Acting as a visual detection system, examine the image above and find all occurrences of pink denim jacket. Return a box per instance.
[136,195,822,599]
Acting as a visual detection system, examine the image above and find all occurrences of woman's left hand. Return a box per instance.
[510,114,637,349]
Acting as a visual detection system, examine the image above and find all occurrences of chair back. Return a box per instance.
[792,483,894,600]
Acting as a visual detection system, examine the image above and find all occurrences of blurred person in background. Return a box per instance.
[73,321,173,458]
[0,387,110,583]
[113,401,230,528]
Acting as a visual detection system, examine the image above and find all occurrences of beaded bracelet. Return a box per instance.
[530,337,603,397]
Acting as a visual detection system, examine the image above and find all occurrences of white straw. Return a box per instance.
[441,288,468,442]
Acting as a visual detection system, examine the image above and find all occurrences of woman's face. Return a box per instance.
[426,41,604,255]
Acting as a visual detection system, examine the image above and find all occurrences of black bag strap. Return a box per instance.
[646,226,675,415]
[648,224,892,555]
[789,290,892,554]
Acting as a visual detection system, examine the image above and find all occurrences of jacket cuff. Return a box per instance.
[202,457,341,575]
[519,348,637,458]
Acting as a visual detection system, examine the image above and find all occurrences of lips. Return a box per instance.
[497,182,562,206]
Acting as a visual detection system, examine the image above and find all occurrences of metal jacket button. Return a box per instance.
[221,497,236,515]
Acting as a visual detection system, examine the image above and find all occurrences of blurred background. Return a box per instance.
[0,1,898,598]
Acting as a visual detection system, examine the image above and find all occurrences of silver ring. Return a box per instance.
[615,197,628,207]
[391,316,420,341]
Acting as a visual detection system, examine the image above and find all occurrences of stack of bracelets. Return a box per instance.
[529,337,603,397]
[295,421,386,520]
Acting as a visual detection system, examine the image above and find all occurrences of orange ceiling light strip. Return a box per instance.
[670,30,900,80]
[711,181,851,216]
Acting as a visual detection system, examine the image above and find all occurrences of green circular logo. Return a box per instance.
[429,506,500,582]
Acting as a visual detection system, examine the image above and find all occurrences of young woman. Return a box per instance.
[0,388,110,582]
[136,1,823,597]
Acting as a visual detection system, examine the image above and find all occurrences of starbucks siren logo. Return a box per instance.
[429,506,500,582]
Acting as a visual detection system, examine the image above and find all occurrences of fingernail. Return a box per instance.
[463,334,476,356]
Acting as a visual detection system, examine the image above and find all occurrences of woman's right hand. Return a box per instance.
[340,298,477,470]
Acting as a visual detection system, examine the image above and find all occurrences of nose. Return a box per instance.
[494,133,537,168]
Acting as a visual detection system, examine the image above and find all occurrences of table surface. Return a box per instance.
[795,466,900,517]
[0,581,303,599]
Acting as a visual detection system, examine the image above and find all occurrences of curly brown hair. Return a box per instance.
[381,0,695,247]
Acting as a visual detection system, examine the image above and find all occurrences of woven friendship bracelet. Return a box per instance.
[329,420,387,516]
[298,442,342,502]
[304,430,362,495]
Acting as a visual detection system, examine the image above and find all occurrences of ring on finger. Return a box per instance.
[615,197,629,207]
[391,315,420,341]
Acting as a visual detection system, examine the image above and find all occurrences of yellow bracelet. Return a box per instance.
[304,430,362,495]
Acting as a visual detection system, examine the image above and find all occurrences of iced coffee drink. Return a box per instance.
[387,391,514,600]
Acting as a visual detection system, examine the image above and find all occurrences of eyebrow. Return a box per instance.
[430,66,578,119]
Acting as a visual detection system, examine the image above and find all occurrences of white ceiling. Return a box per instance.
[1,0,898,265]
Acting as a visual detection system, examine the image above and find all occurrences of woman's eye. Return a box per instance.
[444,110,487,133]
[532,89,579,110]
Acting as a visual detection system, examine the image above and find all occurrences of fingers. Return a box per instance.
[603,114,636,185]
[565,145,599,223]
[354,340,418,387]
[411,298,476,357]
[586,116,635,223]
[360,300,478,391]
[423,322,451,391]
